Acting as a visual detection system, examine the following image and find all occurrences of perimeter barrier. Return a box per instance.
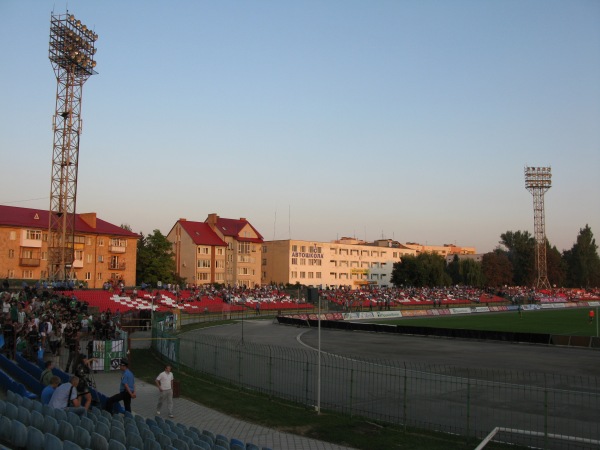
[152,326,600,450]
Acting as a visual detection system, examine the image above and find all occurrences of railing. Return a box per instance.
[153,329,600,450]
[19,258,40,267]
[109,262,126,270]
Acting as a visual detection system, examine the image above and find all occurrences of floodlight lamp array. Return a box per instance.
[524,166,552,189]
[49,12,98,76]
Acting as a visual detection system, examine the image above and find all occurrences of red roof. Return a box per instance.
[0,205,139,238]
[178,220,227,246]
[210,217,264,242]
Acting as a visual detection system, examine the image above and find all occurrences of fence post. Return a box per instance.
[349,367,354,417]
[403,362,408,432]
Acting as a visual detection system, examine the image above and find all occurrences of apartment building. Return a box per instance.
[167,214,263,288]
[0,205,139,288]
[261,238,417,289]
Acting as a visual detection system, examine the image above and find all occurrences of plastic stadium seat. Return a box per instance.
[95,420,111,441]
[10,419,28,448]
[74,425,92,449]
[215,437,230,449]
[230,443,244,450]
[17,405,31,426]
[30,409,45,430]
[202,429,216,442]
[127,432,144,450]
[67,410,82,428]
[26,425,45,450]
[246,444,260,450]
[90,431,109,450]
[22,396,34,410]
[59,419,76,442]
[110,426,126,444]
[108,438,127,450]
[3,401,18,420]
[215,446,228,450]
[156,433,172,448]
[42,403,55,418]
[45,431,64,450]
[143,438,162,450]
[54,407,67,422]
[173,438,190,450]
[198,434,214,447]
[230,438,244,448]
[80,415,96,435]
[63,441,84,450]
[0,416,11,442]
[43,414,59,434]
[191,442,212,450]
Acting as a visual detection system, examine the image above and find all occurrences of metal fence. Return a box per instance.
[152,329,600,450]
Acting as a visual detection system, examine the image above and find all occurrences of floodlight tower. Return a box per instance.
[524,166,552,290]
[47,12,98,282]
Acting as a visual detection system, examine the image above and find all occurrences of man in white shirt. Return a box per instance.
[155,365,174,418]
[49,376,86,416]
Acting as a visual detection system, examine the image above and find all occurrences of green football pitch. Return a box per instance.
[372,307,599,336]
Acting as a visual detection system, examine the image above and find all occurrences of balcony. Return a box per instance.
[73,259,84,268]
[109,245,126,254]
[109,262,126,270]
[20,258,41,267]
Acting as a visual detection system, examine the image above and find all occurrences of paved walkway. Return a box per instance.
[89,330,356,450]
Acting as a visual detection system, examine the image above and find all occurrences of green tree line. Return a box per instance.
[391,225,600,288]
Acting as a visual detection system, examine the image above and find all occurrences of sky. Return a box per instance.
[1,0,599,254]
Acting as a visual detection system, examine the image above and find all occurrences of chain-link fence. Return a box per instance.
[152,328,600,449]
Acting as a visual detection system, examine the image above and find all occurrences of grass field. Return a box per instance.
[373,307,600,336]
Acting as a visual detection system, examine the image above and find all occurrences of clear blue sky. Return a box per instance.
[1,0,599,254]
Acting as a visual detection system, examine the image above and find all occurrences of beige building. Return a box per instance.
[0,205,139,288]
[261,238,418,289]
[262,238,478,289]
[167,214,263,287]
[403,242,476,256]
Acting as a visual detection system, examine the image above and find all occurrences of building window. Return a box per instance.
[26,230,42,240]
[197,273,209,281]
[7,270,14,279]
[87,254,92,263]
[43,233,48,242]
[22,270,33,279]
[216,248,224,256]
[9,231,16,240]
[87,237,92,246]
[291,271,297,278]
[299,258,306,265]
[98,255,104,263]
[97,273,103,280]
[308,272,313,279]
[215,260,225,269]
[85,272,91,281]
[238,242,251,254]
[197,260,211,268]
[110,238,126,247]
[291,258,297,265]
[299,271,306,278]
[197,246,209,255]
[292,245,298,252]
[262,246,267,253]
[8,249,14,259]
[316,272,322,279]
[74,235,85,244]
[262,258,267,266]
[99,238,104,246]
[41,251,47,260]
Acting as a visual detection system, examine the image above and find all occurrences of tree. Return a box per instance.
[499,231,535,286]
[391,253,451,287]
[481,250,513,287]
[136,230,180,287]
[546,244,566,287]
[563,225,600,288]
[458,258,484,287]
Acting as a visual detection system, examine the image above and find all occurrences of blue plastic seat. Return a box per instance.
[17,404,31,426]
[59,419,76,442]
[80,415,96,435]
[110,426,126,444]
[10,419,28,448]
[63,440,84,450]
[44,431,64,450]
[3,401,18,420]
[42,414,59,434]
[95,420,111,441]
[90,431,109,450]
[108,438,127,450]
[191,441,212,450]
[0,416,11,442]
[54,407,67,422]
[173,438,190,450]
[67,410,82,428]
[127,432,144,450]
[143,438,162,450]
[74,424,92,449]
[26,425,45,450]
[157,433,172,448]
[30,409,45,430]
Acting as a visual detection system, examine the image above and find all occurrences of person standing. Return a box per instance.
[105,359,136,414]
[155,364,174,418]
[589,309,595,324]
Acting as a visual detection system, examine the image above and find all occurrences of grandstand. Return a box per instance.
[0,351,274,450]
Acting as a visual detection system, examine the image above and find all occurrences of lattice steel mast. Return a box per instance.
[48,12,98,282]
[524,166,552,290]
